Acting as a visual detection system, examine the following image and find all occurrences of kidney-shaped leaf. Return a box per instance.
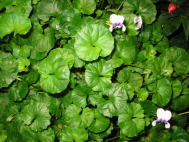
[0,51,18,89]
[73,0,96,15]
[85,60,113,91]
[152,78,172,106]
[0,12,31,38]
[74,23,114,61]
[89,83,128,117]
[118,103,145,137]
[37,56,70,94]
[20,101,51,132]
[123,0,156,24]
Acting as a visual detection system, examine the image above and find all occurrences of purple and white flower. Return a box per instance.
[134,16,143,30]
[152,108,172,129]
[109,14,126,32]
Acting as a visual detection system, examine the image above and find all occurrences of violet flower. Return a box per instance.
[152,108,172,129]
[134,16,143,30]
[109,14,126,32]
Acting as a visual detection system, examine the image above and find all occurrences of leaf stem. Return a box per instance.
[117,0,126,12]
[178,111,189,115]
[106,135,120,142]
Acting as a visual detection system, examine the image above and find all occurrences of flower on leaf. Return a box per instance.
[152,108,172,129]
[134,16,143,30]
[108,14,126,32]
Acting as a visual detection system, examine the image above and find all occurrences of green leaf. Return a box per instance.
[59,126,88,142]
[37,128,55,142]
[158,14,181,36]
[117,68,143,92]
[5,0,32,17]
[0,12,31,38]
[30,93,61,117]
[74,23,114,61]
[29,27,55,60]
[12,44,31,58]
[17,58,30,72]
[123,0,156,24]
[0,51,18,88]
[150,22,163,44]
[47,47,75,69]
[36,0,65,23]
[171,94,189,111]
[37,55,70,94]
[181,16,189,40]
[71,85,92,108]
[85,60,113,91]
[89,109,110,133]
[172,79,182,99]
[22,70,39,85]
[73,0,96,15]
[89,83,128,117]
[118,103,145,137]
[80,108,94,128]
[116,36,136,65]
[152,78,172,106]
[8,81,28,101]
[19,101,51,131]
[138,88,149,101]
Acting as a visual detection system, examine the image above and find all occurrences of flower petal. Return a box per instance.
[163,110,172,121]
[152,120,157,126]
[110,14,118,23]
[122,25,126,31]
[157,108,164,119]
[109,25,113,32]
[165,122,170,129]
[117,15,124,23]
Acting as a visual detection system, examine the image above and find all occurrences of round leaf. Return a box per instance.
[20,101,51,131]
[152,78,172,106]
[73,0,96,15]
[37,56,70,94]
[85,60,113,91]
[74,24,114,61]
[118,103,145,137]
[123,0,157,24]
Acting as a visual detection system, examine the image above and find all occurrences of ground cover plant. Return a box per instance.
[0,0,189,141]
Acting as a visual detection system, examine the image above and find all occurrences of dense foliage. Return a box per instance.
[0,0,189,141]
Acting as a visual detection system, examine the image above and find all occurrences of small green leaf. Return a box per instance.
[123,0,156,24]
[118,103,145,137]
[59,126,88,142]
[89,83,128,117]
[81,108,94,128]
[89,109,110,133]
[171,94,189,111]
[172,79,182,99]
[20,101,51,131]
[0,51,18,88]
[152,78,172,106]
[73,0,96,15]
[8,81,28,101]
[85,60,113,91]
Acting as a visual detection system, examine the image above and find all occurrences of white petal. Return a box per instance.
[122,25,126,31]
[109,25,113,32]
[117,15,124,23]
[163,110,172,121]
[152,120,156,126]
[110,14,118,23]
[165,122,170,129]
[157,108,165,119]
